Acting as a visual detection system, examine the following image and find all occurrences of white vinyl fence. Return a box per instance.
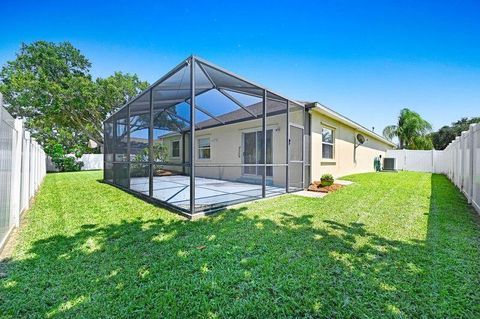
[385,149,446,173]
[1,95,47,250]
[46,153,103,172]
[386,122,480,213]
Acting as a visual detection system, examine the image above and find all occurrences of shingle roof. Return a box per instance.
[195,99,287,129]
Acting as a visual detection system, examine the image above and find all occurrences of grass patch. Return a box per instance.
[1,171,479,317]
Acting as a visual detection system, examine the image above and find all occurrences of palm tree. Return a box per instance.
[383,108,433,149]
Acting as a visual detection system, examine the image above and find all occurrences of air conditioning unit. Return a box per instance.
[383,158,396,171]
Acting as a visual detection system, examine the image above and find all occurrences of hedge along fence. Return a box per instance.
[386,123,480,214]
[0,94,47,251]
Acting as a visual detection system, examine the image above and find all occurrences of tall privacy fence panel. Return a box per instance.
[386,123,480,213]
[46,153,104,172]
[0,95,47,250]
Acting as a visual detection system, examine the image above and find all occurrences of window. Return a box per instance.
[171,140,180,158]
[322,127,334,159]
[198,137,211,159]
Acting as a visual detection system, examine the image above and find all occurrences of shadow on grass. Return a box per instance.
[1,175,479,317]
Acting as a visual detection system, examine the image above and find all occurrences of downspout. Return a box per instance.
[354,131,357,165]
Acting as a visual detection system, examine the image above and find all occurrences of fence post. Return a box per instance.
[455,139,458,184]
[467,124,475,204]
[455,136,461,188]
[29,141,34,199]
[22,131,31,211]
[462,132,468,192]
[431,150,435,173]
[450,141,455,183]
[10,119,24,227]
[472,123,480,213]
[450,144,453,179]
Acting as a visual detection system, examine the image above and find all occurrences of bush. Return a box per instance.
[58,156,84,172]
[320,174,334,187]
[51,144,84,172]
[130,163,149,177]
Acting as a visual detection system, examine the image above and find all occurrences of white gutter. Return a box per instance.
[309,102,396,147]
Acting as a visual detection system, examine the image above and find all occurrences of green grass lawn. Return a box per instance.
[1,171,480,318]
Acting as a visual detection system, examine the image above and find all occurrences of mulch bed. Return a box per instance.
[308,182,344,193]
[153,169,182,176]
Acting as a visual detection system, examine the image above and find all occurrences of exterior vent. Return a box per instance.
[383,158,396,171]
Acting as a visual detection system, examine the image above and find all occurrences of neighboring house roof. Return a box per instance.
[154,99,287,139]
[195,99,286,129]
[130,137,148,143]
[157,131,181,139]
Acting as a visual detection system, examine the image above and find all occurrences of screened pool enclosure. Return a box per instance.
[104,56,310,217]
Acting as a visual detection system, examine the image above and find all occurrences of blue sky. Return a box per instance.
[1,0,479,132]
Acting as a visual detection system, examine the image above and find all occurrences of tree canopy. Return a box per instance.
[431,117,480,150]
[94,72,149,142]
[383,108,433,150]
[0,41,148,155]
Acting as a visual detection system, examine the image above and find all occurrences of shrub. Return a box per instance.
[58,156,84,172]
[130,163,149,177]
[133,144,169,162]
[51,144,84,172]
[320,174,334,187]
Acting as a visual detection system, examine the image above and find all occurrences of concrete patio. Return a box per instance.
[130,175,286,211]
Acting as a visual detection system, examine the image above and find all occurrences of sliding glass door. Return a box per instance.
[242,130,273,177]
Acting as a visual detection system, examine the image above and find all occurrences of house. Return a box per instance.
[103,56,394,217]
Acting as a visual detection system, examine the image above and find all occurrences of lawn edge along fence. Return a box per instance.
[386,123,480,214]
